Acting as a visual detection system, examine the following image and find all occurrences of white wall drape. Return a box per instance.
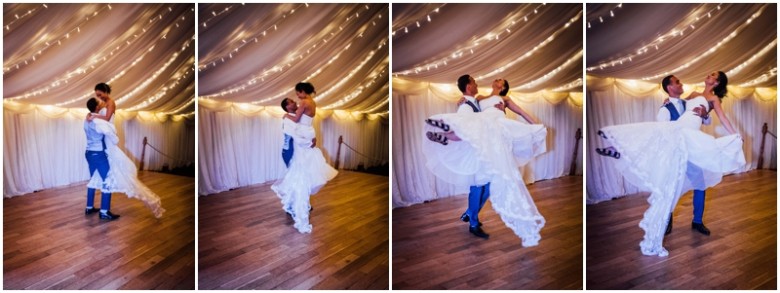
[3,102,194,197]
[586,77,777,204]
[3,4,196,197]
[197,100,388,196]
[392,80,583,208]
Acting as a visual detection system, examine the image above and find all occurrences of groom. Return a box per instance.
[84,98,119,220]
[280,98,316,167]
[659,75,711,235]
[454,74,492,239]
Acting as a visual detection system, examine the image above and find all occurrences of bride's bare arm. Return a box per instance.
[503,96,537,124]
[285,101,307,122]
[710,98,737,134]
[685,91,700,100]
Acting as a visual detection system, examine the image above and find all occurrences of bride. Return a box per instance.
[86,83,165,218]
[423,78,547,247]
[272,82,338,233]
[595,71,745,256]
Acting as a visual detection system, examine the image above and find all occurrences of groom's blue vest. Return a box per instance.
[664,100,686,121]
[463,100,480,113]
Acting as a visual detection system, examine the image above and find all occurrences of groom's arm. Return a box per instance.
[282,118,314,143]
[656,105,671,122]
[90,120,119,145]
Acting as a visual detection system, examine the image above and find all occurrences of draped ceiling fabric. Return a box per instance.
[197,3,389,196]
[3,4,195,197]
[391,4,584,208]
[586,4,777,204]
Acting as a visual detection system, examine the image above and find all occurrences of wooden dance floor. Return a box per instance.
[587,170,776,289]
[3,172,195,289]
[393,176,583,289]
[198,171,389,289]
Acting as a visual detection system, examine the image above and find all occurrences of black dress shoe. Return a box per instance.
[85,207,100,215]
[99,211,120,221]
[691,222,710,236]
[460,213,483,227]
[469,226,489,239]
[665,215,673,235]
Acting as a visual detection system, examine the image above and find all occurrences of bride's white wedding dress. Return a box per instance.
[272,114,338,233]
[598,96,745,256]
[86,108,165,218]
[423,95,548,247]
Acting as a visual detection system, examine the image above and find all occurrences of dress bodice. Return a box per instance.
[299,114,314,126]
[677,96,710,129]
[98,107,115,123]
[479,96,505,114]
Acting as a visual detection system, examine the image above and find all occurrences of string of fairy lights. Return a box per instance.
[3,3,47,31]
[551,78,583,92]
[587,4,765,74]
[513,50,582,91]
[391,4,446,37]
[199,4,384,84]
[3,4,113,74]
[738,68,777,88]
[4,4,195,116]
[586,3,622,29]
[121,55,195,111]
[198,3,309,71]
[393,3,551,77]
[474,10,581,81]
[8,8,192,103]
[724,38,776,79]
[319,58,389,108]
[198,4,388,109]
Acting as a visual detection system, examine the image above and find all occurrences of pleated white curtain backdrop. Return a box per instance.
[198,100,388,196]
[392,79,583,208]
[3,103,194,197]
[586,77,777,204]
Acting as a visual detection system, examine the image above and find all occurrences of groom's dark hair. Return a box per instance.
[87,98,99,113]
[457,74,471,93]
[661,75,674,95]
[280,98,292,112]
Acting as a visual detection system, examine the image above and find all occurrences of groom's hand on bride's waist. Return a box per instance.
[692,105,708,119]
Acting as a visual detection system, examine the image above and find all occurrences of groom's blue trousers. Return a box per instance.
[85,150,112,211]
[693,190,705,224]
[282,137,294,167]
[467,183,490,227]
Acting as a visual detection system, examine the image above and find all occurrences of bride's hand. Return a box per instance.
[86,113,95,121]
[456,97,467,106]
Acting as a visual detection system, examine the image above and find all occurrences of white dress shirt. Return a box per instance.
[457,95,480,113]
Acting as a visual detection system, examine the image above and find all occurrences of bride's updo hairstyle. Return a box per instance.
[295,82,315,95]
[713,71,728,99]
[94,82,111,94]
[499,80,510,96]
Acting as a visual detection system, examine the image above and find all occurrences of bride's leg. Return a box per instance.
[441,131,461,141]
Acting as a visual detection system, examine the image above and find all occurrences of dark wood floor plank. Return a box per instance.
[3,171,195,289]
[586,170,776,289]
[198,171,389,289]
[392,176,583,289]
